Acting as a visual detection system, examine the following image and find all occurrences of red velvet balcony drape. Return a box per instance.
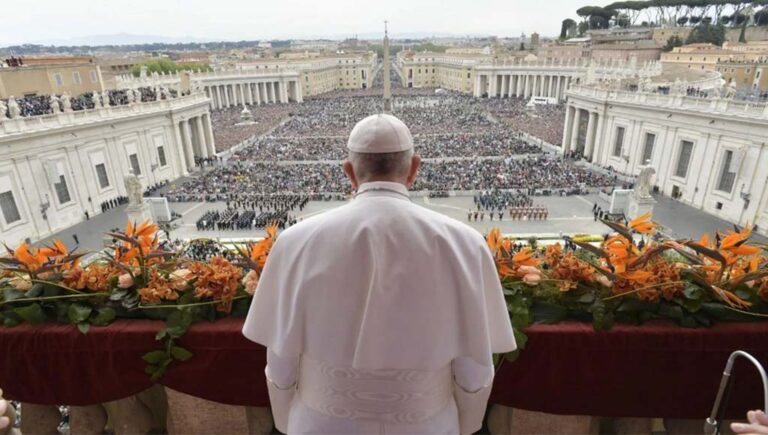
[1,318,766,419]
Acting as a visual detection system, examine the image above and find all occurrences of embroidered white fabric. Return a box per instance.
[298,355,453,425]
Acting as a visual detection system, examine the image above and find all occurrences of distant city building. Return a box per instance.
[0,56,105,98]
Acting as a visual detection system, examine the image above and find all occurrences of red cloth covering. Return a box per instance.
[0,317,268,407]
[1,318,766,419]
[491,321,768,419]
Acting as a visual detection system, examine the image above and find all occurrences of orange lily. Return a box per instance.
[629,212,656,234]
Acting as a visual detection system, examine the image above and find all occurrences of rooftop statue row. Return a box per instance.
[0,86,185,121]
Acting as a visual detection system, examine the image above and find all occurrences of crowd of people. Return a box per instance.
[164,156,615,198]
[270,95,495,137]
[232,130,542,162]
[483,98,566,146]
[210,104,297,152]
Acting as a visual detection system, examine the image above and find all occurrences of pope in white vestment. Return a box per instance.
[243,113,516,434]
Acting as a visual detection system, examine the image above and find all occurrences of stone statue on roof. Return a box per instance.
[0,100,7,120]
[7,97,20,119]
[50,95,60,113]
[61,93,72,112]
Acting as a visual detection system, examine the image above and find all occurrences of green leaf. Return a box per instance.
[14,303,46,324]
[3,315,19,327]
[150,365,167,382]
[77,322,91,334]
[142,350,168,365]
[2,289,25,303]
[531,301,569,324]
[155,329,168,340]
[67,303,93,324]
[145,364,160,376]
[109,289,128,302]
[170,346,193,361]
[658,303,683,319]
[504,349,521,362]
[617,298,658,313]
[91,308,116,326]
[24,283,44,298]
[513,329,528,351]
[683,285,703,300]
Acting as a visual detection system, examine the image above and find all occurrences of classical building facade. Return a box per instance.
[395,51,662,100]
[116,52,377,109]
[563,84,768,235]
[0,92,212,246]
[0,60,106,99]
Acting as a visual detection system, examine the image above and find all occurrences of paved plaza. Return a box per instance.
[39,190,765,251]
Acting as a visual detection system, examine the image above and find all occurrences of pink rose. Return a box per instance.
[117,274,134,289]
[523,273,541,286]
[10,276,32,291]
[518,265,541,276]
[242,270,259,295]
[170,269,193,291]
[596,275,613,288]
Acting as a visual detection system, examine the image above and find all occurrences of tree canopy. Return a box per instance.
[129,59,212,77]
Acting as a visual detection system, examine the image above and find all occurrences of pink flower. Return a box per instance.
[170,269,193,291]
[596,275,613,288]
[518,265,541,277]
[242,270,259,295]
[10,276,32,291]
[117,273,134,289]
[523,273,541,286]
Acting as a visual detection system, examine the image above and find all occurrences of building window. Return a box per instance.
[54,73,63,86]
[642,133,655,164]
[0,190,21,224]
[94,163,110,188]
[613,127,625,157]
[675,140,694,178]
[54,175,71,204]
[72,71,82,85]
[157,146,167,167]
[716,150,737,193]
[90,70,98,83]
[129,153,141,175]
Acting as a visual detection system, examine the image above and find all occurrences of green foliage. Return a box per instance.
[144,308,195,381]
[129,58,212,77]
[578,21,590,36]
[686,22,726,45]
[756,9,768,25]
[560,18,578,39]
[663,35,685,51]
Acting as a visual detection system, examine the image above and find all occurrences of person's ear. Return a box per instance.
[406,154,421,188]
[343,160,359,190]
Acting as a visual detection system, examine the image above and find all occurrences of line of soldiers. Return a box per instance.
[509,206,548,221]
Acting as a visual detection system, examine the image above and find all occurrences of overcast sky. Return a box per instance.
[1,0,584,46]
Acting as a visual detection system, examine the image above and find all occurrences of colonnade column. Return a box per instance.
[591,112,605,163]
[195,117,208,159]
[562,106,574,151]
[584,111,597,158]
[179,120,195,171]
[570,107,582,152]
[516,75,523,97]
[255,83,262,104]
[222,85,230,107]
[203,113,216,157]
[239,84,246,107]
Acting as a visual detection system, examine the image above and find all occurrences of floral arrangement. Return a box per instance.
[486,213,768,360]
[1,214,767,375]
[0,220,277,379]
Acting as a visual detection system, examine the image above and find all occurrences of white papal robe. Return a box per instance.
[243,181,516,434]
